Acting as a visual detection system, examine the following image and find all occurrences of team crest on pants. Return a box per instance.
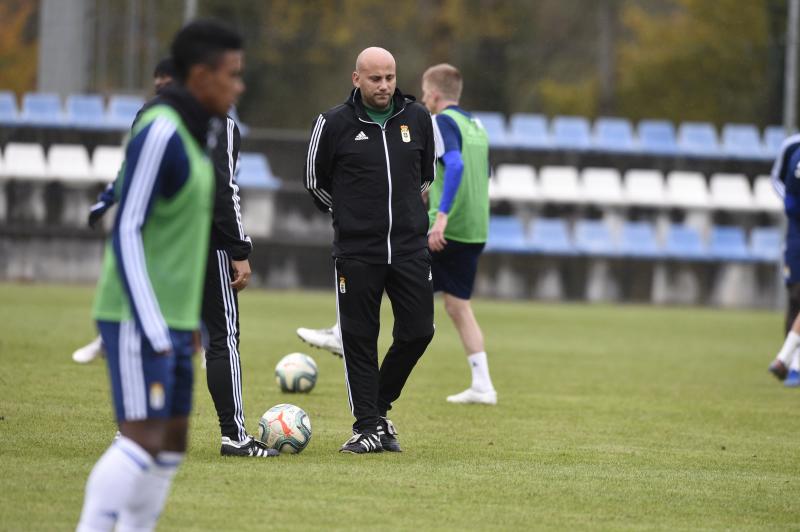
[150,382,165,410]
[339,276,347,294]
[400,125,411,143]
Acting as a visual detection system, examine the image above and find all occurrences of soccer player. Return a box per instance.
[76,20,245,532]
[421,63,496,405]
[768,131,800,386]
[304,47,436,453]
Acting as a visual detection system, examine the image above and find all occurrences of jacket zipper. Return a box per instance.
[358,107,404,265]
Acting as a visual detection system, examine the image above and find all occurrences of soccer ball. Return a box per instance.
[275,352,318,393]
[257,403,312,454]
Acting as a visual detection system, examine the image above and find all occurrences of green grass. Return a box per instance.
[1,282,799,531]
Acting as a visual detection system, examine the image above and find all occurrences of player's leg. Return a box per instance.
[72,335,105,364]
[377,254,435,451]
[770,283,800,380]
[203,249,272,457]
[78,321,173,532]
[432,242,497,404]
[335,258,385,453]
[296,322,343,357]
[116,331,197,531]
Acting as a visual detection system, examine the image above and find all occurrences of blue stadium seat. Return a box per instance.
[485,216,527,253]
[619,222,662,258]
[574,220,617,256]
[638,120,678,155]
[708,226,750,261]
[749,227,782,262]
[552,116,591,150]
[763,126,787,159]
[721,123,763,159]
[664,225,707,260]
[107,95,145,129]
[21,92,63,126]
[677,121,720,157]
[0,91,18,124]
[508,113,550,148]
[593,117,635,152]
[472,111,509,147]
[65,94,105,128]
[236,153,280,190]
[528,218,575,255]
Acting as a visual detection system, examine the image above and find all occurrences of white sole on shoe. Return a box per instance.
[296,327,343,356]
[446,388,498,405]
[72,338,104,364]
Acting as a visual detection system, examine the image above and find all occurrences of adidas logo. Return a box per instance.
[354,131,369,141]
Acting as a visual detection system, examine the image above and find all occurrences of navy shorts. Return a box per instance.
[785,246,800,285]
[431,241,485,300]
[98,320,195,423]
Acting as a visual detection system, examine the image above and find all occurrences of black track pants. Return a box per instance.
[334,254,435,434]
[202,249,247,442]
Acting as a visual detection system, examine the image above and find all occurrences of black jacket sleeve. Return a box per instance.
[211,117,252,261]
[304,113,334,212]
[420,109,436,193]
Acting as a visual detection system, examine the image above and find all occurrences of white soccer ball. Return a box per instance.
[257,403,312,454]
[275,352,318,393]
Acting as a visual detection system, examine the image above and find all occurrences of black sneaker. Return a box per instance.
[220,436,280,457]
[339,432,383,454]
[378,417,402,452]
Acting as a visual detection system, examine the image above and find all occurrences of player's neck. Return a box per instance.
[436,100,459,114]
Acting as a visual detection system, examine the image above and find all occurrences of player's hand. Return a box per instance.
[192,330,203,355]
[230,259,251,291]
[428,212,448,252]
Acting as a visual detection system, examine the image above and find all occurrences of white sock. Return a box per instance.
[790,348,800,373]
[117,451,184,532]
[468,352,495,393]
[777,331,800,365]
[77,436,154,532]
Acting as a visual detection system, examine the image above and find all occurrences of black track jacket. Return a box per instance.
[304,88,435,264]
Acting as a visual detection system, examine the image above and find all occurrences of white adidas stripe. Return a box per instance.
[217,250,247,441]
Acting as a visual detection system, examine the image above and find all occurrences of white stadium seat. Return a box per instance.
[623,169,666,207]
[753,175,783,212]
[3,142,47,179]
[665,171,710,209]
[92,145,124,182]
[492,164,537,201]
[581,167,624,205]
[709,173,753,211]
[47,144,92,182]
[538,166,581,203]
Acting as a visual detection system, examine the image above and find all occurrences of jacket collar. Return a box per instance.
[346,87,413,123]
[152,84,213,146]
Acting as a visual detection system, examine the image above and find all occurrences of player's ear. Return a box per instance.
[352,71,359,88]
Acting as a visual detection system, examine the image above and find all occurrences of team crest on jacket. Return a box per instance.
[150,382,165,410]
[339,276,347,294]
[400,125,411,143]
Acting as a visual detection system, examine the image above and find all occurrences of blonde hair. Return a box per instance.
[422,63,463,101]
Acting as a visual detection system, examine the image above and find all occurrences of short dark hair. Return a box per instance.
[153,57,176,79]
[170,19,243,82]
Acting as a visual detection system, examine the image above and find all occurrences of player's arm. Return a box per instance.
[784,151,800,217]
[112,117,188,353]
[428,113,463,251]
[304,113,334,213]
[212,117,252,290]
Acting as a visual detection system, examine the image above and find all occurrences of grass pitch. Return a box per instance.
[1,283,799,531]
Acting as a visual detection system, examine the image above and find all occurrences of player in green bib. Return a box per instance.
[77,21,246,532]
[422,63,497,405]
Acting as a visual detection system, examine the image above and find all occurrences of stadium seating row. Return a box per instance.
[0,142,280,189]
[473,112,788,160]
[492,164,782,212]
[485,216,781,262]
[0,91,145,130]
